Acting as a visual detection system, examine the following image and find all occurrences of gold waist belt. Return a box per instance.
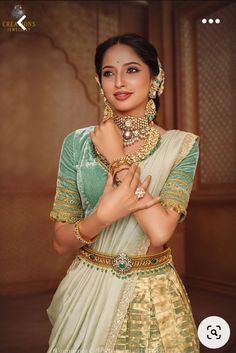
[78,245,172,275]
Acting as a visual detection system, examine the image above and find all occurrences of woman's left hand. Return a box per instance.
[89,119,125,163]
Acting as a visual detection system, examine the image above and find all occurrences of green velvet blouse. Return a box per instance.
[50,127,199,224]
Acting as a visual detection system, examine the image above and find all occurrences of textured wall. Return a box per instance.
[197,3,236,184]
[188,2,236,291]
[0,1,151,293]
[176,1,236,295]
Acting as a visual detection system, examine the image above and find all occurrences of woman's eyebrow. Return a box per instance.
[102,62,142,70]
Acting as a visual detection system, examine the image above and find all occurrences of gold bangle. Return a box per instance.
[109,158,132,175]
[113,166,129,181]
[73,220,98,244]
[113,164,130,176]
[109,157,126,169]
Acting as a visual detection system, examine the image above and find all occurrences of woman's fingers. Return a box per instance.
[90,128,97,139]
[145,196,161,208]
[133,196,161,212]
[129,164,141,190]
[143,196,161,209]
[121,163,138,187]
[129,173,151,196]
[129,167,152,192]
[140,175,152,189]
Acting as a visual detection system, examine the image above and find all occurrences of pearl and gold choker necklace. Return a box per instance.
[113,115,151,147]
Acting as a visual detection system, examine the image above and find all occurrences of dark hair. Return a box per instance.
[95,33,161,114]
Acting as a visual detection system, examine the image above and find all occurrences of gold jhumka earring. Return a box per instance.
[145,80,158,122]
[145,60,165,122]
[94,76,113,122]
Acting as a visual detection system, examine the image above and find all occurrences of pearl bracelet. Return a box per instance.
[73,220,98,244]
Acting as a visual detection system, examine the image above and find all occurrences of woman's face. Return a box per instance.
[101,44,152,117]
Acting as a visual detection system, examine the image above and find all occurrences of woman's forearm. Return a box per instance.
[115,169,178,247]
[132,191,175,246]
[53,210,107,255]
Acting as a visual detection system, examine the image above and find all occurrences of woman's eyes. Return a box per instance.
[103,67,139,77]
[103,71,113,77]
[127,67,139,73]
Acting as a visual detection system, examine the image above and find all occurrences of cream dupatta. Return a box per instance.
[46,128,199,353]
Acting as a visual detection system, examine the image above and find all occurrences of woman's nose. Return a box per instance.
[115,73,125,88]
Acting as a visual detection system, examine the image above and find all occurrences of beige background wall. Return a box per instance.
[0,0,159,294]
[0,0,235,296]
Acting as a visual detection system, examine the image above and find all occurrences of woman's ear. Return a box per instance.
[149,75,155,90]
[148,77,155,94]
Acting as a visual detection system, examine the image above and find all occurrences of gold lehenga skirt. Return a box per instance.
[113,262,200,353]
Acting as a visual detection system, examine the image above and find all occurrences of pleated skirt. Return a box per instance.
[113,262,200,353]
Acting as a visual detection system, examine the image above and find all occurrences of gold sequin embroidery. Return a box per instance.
[50,176,84,223]
[104,238,151,352]
[49,210,82,224]
[113,263,200,352]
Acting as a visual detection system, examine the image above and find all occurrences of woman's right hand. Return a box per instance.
[95,163,160,227]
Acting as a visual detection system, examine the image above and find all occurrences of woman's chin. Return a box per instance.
[113,110,135,117]
[112,104,140,115]
[111,100,146,117]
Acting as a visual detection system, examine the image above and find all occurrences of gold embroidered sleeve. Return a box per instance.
[50,132,84,224]
[159,140,199,223]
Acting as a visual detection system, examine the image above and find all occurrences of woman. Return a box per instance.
[47,33,200,352]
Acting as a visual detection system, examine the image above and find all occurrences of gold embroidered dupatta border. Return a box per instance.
[103,131,200,352]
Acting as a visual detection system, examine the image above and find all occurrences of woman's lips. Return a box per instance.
[114,92,133,101]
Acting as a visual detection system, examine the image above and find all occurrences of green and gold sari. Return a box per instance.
[47,126,200,353]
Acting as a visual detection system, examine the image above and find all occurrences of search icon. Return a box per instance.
[198,316,230,348]
[210,328,217,336]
